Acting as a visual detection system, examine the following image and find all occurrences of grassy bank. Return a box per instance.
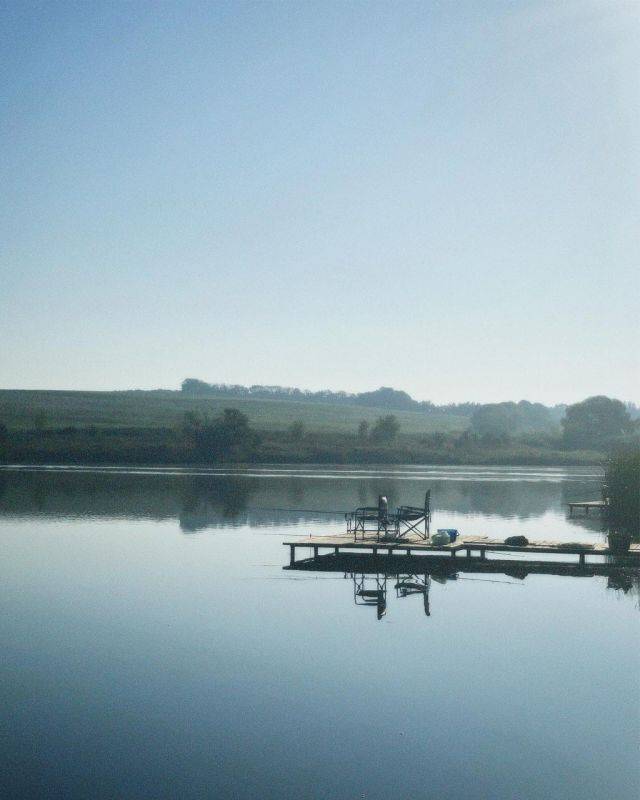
[0,390,468,434]
[1,427,603,467]
[0,390,612,466]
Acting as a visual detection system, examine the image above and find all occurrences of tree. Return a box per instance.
[515,401,555,433]
[0,422,8,462]
[562,396,633,450]
[357,420,369,440]
[370,415,400,443]
[470,403,518,438]
[424,431,446,448]
[34,411,47,431]
[605,449,640,536]
[354,387,415,411]
[181,379,216,395]
[184,408,259,460]
[288,420,305,441]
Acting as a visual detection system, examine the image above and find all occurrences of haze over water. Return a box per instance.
[1,465,638,800]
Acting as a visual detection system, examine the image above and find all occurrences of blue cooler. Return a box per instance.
[437,528,459,543]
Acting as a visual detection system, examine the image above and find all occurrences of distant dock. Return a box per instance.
[568,500,608,516]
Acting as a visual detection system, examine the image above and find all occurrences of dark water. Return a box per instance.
[1,465,638,800]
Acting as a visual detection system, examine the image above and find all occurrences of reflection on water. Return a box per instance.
[288,552,640,620]
[353,573,432,619]
[1,465,639,800]
[0,464,607,537]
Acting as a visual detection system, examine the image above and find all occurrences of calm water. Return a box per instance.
[1,465,638,800]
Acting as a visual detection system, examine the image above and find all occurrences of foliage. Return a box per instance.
[562,396,634,450]
[1,387,635,469]
[471,403,518,437]
[353,387,425,411]
[0,422,8,462]
[470,401,556,437]
[605,449,640,537]
[34,410,47,431]
[4,423,604,466]
[370,415,400,443]
[182,379,433,412]
[183,408,259,461]
[288,420,305,441]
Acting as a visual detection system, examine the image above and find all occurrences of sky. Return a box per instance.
[1,0,638,404]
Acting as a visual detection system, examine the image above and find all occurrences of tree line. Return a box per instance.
[0,395,637,466]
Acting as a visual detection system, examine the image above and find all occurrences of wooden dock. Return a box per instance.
[568,500,608,515]
[284,533,640,568]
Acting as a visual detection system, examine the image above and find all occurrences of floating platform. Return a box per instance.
[284,533,640,569]
[568,500,608,515]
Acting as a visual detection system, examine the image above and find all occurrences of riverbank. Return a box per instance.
[1,427,604,467]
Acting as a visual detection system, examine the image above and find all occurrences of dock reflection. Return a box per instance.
[351,573,431,619]
[286,552,640,619]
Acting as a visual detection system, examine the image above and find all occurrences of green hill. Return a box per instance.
[0,390,470,435]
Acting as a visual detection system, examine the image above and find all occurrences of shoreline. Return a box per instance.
[1,458,605,470]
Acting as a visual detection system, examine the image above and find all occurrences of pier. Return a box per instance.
[283,541,640,620]
[568,500,608,515]
[285,490,639,581]
[284,533,640,569]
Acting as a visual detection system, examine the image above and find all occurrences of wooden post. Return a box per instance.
[480,549,486,560]
[313,545,319,558]
[289,544,295,566]
[334,546,339,555]
[387,548,393,555]
[579,552,585,566]
[372,546,378,557]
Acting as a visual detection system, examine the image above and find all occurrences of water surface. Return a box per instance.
[1,465,638,800]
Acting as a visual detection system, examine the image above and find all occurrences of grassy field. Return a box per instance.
[0,390,470,435]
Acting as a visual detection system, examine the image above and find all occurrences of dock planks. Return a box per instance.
[284,533,640,567]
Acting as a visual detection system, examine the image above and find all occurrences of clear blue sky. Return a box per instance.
[1,0,638,404]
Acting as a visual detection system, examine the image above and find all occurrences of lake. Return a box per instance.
[1,465,638,800]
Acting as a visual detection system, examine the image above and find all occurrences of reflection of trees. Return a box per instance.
[0,471,183,519]
[564,513,607,535]
[179,477,255,531]
[607,573,640,609]
[429,480,558,518]
[0,468,604,530]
